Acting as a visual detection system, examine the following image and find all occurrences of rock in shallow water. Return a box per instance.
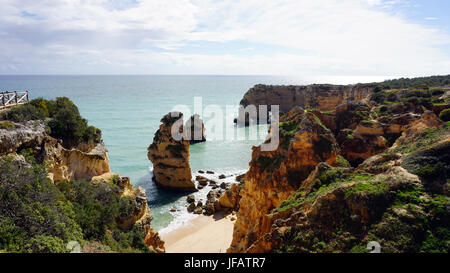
[186,194,195,203]
[187,203,196,212]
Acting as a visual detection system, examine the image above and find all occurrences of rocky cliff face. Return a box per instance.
[247,113,449,253]
[148,112,195,191]
[92,173,165,253]
[44,137,111,182]
[229,83,450,253]
[0,121,47,155]
[237,84,373,124]
[0,120,110,182]
[228,108,340,252]
[0,115,164,253]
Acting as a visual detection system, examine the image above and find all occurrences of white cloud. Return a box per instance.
[0,0,449,81]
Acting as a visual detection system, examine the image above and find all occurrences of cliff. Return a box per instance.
[92,173,165,253]
[229,81,450,253]
[148,112,195,191]
[236,84,373,124]
[228,107,340,252]
[0,120,110,182]
[246,112,448,253]
[0,97,164,253]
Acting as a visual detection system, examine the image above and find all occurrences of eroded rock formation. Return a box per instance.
[147,112,195,191]
[44,137,111,182]
[228,80,450,253]
[0,117,164,253]
[185,114,206,144]
[0,121,47,155]
[236,84,373,124]
[0,120,110,182]
[228,108,340,252]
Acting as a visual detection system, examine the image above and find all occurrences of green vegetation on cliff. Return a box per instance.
[0,157,151,253]
[1,97,101,148]
[272,125,449,253]
[358,74,450,90]
[266,83,450,253]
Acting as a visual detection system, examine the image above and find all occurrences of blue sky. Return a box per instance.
[0,0,449,83]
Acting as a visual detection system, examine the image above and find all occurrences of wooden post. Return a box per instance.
[26,90,29,102]
[14,91,18,105]
[1,93,4,106]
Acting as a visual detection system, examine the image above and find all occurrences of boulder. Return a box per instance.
[196,175,209,186]
[214,199,222,212]
[219,184,241,209]
[204,203,215,215]
[187,203,196,212]
[186,194,195,203]
[193,207,203,214]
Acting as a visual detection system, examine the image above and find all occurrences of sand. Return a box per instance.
[161,212,236,253]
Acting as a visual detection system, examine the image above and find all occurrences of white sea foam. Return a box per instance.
[157,169,246,235]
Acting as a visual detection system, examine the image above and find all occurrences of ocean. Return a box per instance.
[0,75,305,232]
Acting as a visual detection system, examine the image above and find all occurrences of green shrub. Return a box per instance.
[1,97,101,148]
[24,235,67,253]
[1,103,46,121]
[370,91,386,103]
[0,121,15,130]
[48,97,101,147]
[0,156,150,253]
[0,157,83,252]
[439,109,450,122]
[337,155,351,168]
[57,180,120,240]
[57,179,149,253]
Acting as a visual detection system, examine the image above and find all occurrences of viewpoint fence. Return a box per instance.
[0,91,29,110]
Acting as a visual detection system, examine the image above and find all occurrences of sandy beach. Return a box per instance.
[161,211,235,253]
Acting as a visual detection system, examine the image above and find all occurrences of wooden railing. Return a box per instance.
[0,91,29,109]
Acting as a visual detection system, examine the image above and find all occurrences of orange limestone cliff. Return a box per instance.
[147,112,195,191]
[236,84,373,124]
[228,108,340,252]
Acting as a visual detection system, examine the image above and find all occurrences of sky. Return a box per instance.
[1,0,449,82]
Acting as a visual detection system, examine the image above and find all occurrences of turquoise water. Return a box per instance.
[0,75,304,231]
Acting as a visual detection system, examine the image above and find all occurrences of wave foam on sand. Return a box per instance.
[161,211,236,253]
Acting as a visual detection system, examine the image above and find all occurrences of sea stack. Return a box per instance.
[148,112,196,191]
[185,114,206,144]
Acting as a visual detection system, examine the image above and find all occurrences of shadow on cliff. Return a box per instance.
[136,172,187,207]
